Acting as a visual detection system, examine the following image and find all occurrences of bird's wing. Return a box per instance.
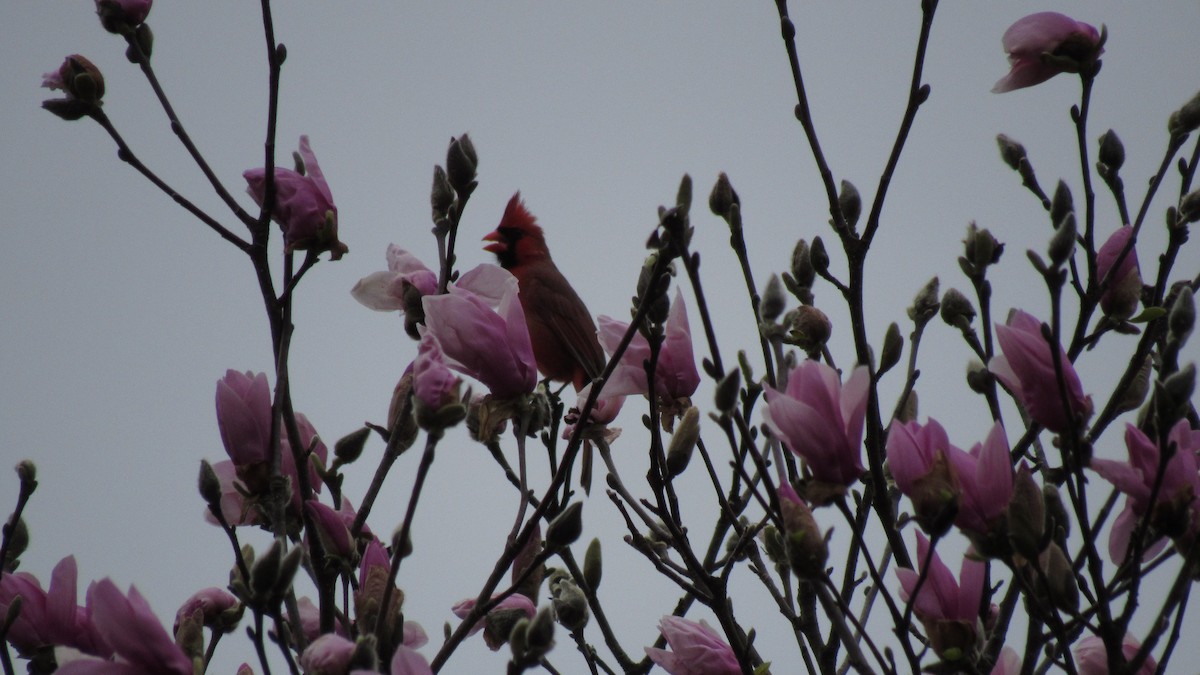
[527,267,607,379]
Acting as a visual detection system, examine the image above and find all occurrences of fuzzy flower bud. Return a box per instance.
[940,288,976,331]
[1098,130,1125,173]
[707,172,739,219]
[445,134,478,195]
[790,239,816,289]
[787,305,832,354]
[839,180,862,229]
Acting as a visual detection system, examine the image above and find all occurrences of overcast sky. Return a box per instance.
[3,2,1199,673]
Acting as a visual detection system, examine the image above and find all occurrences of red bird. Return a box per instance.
[483,193,606,392]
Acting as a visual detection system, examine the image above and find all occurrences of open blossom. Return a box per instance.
[598,290,700,402]
[452,593,536,651]
[351,245,438,314]
[95,0,152,32]
[1074,634,1157,675]
[58,579,193,675]
[173,587,238,633]
[896,532,985,659]
[244,135,347,260]
[0,556,110,658]
[990,309,1091,433]
[1096,226,1142,320]
[1090,420,1200,561]
[422,265,538,398]
[763,361,869,494]
[644,615,740,675]
[992,12,1103,93]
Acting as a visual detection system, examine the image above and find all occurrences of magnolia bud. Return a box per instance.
[665,407,700,478]
[1168,90,1200,137]
[526,607,556,657]
[780,495,828,578]
[250,541,283,602]
[760,275,786,322]
[675,174,693,215]
[1169,286,1195,344]
[583,538,602,591]
[896,390,919,423]
[334,427,370,466]
[964,223,1004,271]
[878,322,903,376]
[809,237,829,275]
[1180,190,1200,224]
[1050,181,1074,230]
[1008,464,1045,560]
[15,460,37,492]
[1042,542,1079,612]
[907,277,940,325]
[839,180,862,229]
[966,361,991,395]
[909,453,961,537]
[1160,364,1196,422]
[348,637,380,674]
[1115,356,1151,414]
[788,306,832,354]
[708,172,738,219]
[714,369,741,414]
[1048,213,1077,267]
[939,288,976,331]
[549,575,589,632]
[996,134,1027,171]
[547,502,583,549]
[430,165,454,217]
[198,460,222,509]
[3,517,28,566]
[1043,484,1070,546]
[445,135,477,195]
[1097,130,1125,172]
[790,239,816,289]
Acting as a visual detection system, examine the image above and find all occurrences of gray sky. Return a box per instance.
[3,2,1199,673]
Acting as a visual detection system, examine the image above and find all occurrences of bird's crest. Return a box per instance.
[499,192,543,236]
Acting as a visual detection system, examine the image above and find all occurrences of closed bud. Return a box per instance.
[130,24,154,61]
[583,538,602,591]
[1169,286,1195,344]
[966,361,991,394]
[779,492,828,578]
[714,368,741,414]
[907,277,940,325]
[939,288,976,331]
[391,525,413,559]
[879,322,904,376]
[549,574,589,632]
[996,134,1028,171]
[760,275,786,322]
[761,525,786,567]
[526,607,556,657]
[198,460,222,508]
[274,547,303,602]
[788,306,831,354]
[3,517,28,566]
[1048,213,1077,267]
[348,637,380,674]
[334,427,370,466]
[1180,190,1200,224]
[1042,542,1079,612]
[809,236,829,275]
[96,0,152,34]
[250,541,283,602]
[1098,130,1125,172]
[430,165,454,217]
[838,180,862,229]
[1008,464,1045,560]
[708,172,738,219]
[665,407,700,478]
[508,618,529,661]
[675,174,693,216]
[15,460,37,492]
[897,390,919,423]
[790,239,816,289]
[1116,356,1151,414]
[964,223,1004,271]
[1161,364,1196,416]
[1050,181,1074,229]
[445,135,477,194]
[1168,90,1200,137]
[546,502,583,549]
[1043,484,1070,546]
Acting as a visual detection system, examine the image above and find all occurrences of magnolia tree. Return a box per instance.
[4,2,1199,674]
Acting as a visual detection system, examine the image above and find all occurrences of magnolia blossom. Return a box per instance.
[886,418,962,533]
[946,423,1014,541]
[422,265,538,398]
[1073,634,1157,675]
[56,580,193,675]
[561,382,624,442]
[763,361,869,492]
[216,370,272,466]
[0,556,110,658]
[598,290,700,402]
[990,309,1091,433]
[351,245,438,314]
[412,334,461,411]
[644,615,740,675]
[244,136,346,259]
[95,0,152,32]
[305,500,355,559]
[450,593,537,636]
[173,587,238,633]
[1096,226,1142,320]
[896,532,986,658]
[992,12,1103,93]
[991,647,1021,675]
[389,646,433,675]
[299,634,355,675]
[1090,420,1200,561]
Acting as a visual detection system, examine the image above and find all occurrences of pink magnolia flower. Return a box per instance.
[422,265,538,399]
[989,309,1091,433]
[451,593,537,650]
[299,634,355,675]
[992,12,1103,93]
[945,423,1014,542]
[389,646,433,675]
[350,245,438,314]
[991,647,1021,675]
[1096,226,1142,320]
[305,500,355,560]
[644,615,740,675]
[1090,420,1200,562]
[216,370,272,466]
[886,418,962,533]
[95,0,152,32]
[763,361,869,493]
[244,136,346,260]
[297,597,346,642]
[173,587,238,633]
[412,334,461,411]
[1073,634,1157,675]
[598,290,700,403]
[896,532,986,658]
[561,382,624,442]
[0,556,110,658]
[58,579,193,675]
[451,593,537,636]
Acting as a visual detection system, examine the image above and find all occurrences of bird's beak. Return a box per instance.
[482,229,507,254]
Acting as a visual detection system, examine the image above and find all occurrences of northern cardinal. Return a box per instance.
[483,193,606,392]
